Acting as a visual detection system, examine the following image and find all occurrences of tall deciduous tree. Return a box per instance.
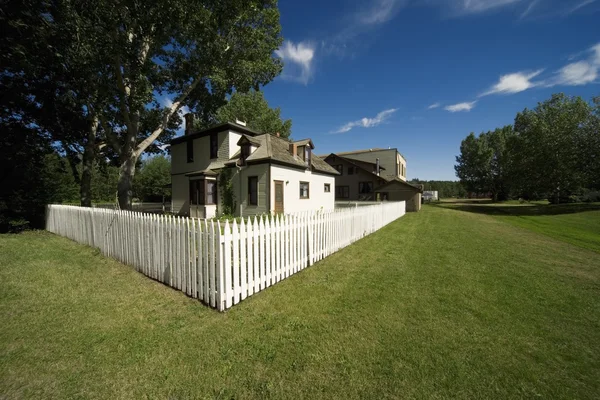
[513,93,591,202]
[92,0,283,209]
[206,90,292,138]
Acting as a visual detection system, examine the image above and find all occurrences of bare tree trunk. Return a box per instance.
[80,117,98,207]
[118,154,137,210]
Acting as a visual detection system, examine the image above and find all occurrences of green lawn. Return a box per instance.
[1,204,600,399]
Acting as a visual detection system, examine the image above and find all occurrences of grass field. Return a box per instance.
[1,203,600,399]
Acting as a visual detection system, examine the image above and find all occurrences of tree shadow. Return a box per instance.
[434,202,600,217]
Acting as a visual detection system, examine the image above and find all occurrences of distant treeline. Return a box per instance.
[455,93,600,203]
[409,180,467,198]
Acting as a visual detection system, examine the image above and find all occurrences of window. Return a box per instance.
[334,164,343,175]
[248,176,258,205]
[305,146,311,167]
[189,179,216,205]
[335,186,349,199]
[348,166,354,175]
[359,182,373,194]
[240,144,250,165]
[298,145,305,160]
[300,181,309,199]
[189,180,198,204]
[187,140,193,163]
[206,180,217,205]
[210,133,218,159]
[377,192,389,201]
[324,183,331,193]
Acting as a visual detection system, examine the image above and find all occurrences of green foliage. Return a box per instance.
[455,93,600,202]
[455,126,513,200]
[202,90,292,138]
[218,168,237,215]
[409,179,467,198]
[133,155,171,202]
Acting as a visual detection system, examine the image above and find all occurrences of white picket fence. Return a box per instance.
[46,201,406,311]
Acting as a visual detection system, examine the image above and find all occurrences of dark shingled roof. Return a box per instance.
[227,134,339,176]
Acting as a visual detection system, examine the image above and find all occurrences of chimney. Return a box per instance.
[184,113,195,136]
[376,158,380,176]
[235,119,247,126]
[289,143,297,157]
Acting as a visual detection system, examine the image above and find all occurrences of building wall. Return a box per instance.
[269,165,335,213]
[377,188,421,212]
[171,129,238,175]
[343,149,407,181]
[231,163,270,218]
[171,173,189,215]
[324,155,386,201]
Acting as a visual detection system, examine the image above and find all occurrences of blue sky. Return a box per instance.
[259,0,600,180]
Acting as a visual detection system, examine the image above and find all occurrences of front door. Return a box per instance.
[274,180,284,214]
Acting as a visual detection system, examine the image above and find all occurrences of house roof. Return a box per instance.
[237,134,262,147]
[171,122,261,145]
[375,178,423,193]
[323,153,389,181]
[318,147,407,161]
[226,134,339,176]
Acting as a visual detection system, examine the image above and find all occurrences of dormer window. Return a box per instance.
[298,145,311,167]
[240,144,251,165]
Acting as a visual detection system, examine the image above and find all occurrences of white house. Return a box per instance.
[170,115,339,218]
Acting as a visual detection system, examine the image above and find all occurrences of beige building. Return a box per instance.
[321,148,422,211]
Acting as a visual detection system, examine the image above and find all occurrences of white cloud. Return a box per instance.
[331,108,399,134]
[459,0,524,13]
[444,101,477,112]
[480,69,544,96]
[427,102,441,109]
[555,61,597,85]
[519,0,539,18]
[548,42,600,86]
[566,0,597,15]
[275,40,316,85]
[360,0,407,24]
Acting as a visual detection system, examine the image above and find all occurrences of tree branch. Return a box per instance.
[134,77,202,158]
[99,114,121,155]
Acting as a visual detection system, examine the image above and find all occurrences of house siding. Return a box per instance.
[324,155,387,201]
[269,165,335,213]
[232,163,270,217]
[342,149,406,181]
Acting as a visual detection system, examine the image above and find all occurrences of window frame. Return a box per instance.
[348,166,354,175]
[324,183,331,193]
[335,185,349,199]
[299,181,310,199]
[206,180,217,205]
[334,164,343,175]
[248,176,258,206]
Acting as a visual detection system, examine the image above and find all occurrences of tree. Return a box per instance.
[205,90,292,138]
[455,127,513,201]
[513,93,591,203]
[134,155,171,202]
[90,0,283,209]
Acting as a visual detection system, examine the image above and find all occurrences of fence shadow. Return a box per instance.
[434,202,600,217]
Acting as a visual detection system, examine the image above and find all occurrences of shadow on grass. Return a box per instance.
[433,202,600,217]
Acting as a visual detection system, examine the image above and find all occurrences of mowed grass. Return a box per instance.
[439,200,600,253]
[1,205,600,399]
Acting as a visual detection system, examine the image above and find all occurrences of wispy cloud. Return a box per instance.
[459,0,524,13]
[275,41,316,85]
[548,42,600,86]
[445,101,477,112]
[519,0,539,19]
[480,69,544,96]
[360,0,407,24]
[331,108,399,133]
[566,0,597,15]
